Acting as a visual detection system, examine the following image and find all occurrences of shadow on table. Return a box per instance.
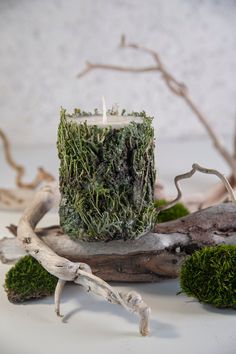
[111,280,236,317]
[130,279,180,296]
[201,303,236,316]
[60,283,179,338]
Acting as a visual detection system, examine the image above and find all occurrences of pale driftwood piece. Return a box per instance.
[155,163,236,214]
[2,203,236,281]
[16,182,150,336]
[55,279,66,317]
[2,163,236,280]
[154,163,236,214]
[181,173,236,212]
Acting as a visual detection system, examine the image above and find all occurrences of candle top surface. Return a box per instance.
[67,114,144,128]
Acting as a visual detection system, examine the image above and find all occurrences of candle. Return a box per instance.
[58,107,156,242]
[102,96,107,124]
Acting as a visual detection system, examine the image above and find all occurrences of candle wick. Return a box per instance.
[102,96,107,124]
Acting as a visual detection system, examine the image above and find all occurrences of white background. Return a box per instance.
[0,0,236,146]
[0,3,236,353]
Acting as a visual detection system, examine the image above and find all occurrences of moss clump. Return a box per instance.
[154,199,189,223]
[180,245,236,308]
[5,256,57,303]
[57,109,156,242]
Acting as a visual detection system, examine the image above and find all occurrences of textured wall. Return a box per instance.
[0,0,236,146]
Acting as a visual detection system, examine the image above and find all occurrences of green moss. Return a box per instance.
[57,108,156,242]
[180,245,236,308]
[154,199,189,223]
[5,256,57,303]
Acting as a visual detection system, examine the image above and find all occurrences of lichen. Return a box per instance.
[180,245,236,308]
[155,199,189,223]
[5,255,57,303]
[57,108,157,242]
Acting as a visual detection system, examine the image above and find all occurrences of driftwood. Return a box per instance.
[2,202,236,282]
[1,165,235,336]
[15,182,150,336]
[2,163,236,282]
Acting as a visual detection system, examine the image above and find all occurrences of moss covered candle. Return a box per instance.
[57,108,156,242]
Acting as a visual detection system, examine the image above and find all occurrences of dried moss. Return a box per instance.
[154,199,189,223]
[57,109,156,242]
[180,245,236,308]
[5,256,57,303]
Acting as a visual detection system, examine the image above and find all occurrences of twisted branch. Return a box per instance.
[0,128,54,189]
[17,182,150,336]
[156,163,236,213]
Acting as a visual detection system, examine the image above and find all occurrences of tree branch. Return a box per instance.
[16,182,150,336]
[0,128,55,189]
[156,163,236,213]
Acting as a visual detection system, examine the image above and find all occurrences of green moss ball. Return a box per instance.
[5,256,57,303]
[180,245,236,308]
[154,199,189,223]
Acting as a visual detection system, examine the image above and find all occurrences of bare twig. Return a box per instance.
[0,128,54,189]
[77,35,236,179]
[156,163,236,213]
[77,61,158,78]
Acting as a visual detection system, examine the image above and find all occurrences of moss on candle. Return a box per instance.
[57,108,156,241]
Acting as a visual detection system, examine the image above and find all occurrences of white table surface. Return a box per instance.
[0,141,235,354]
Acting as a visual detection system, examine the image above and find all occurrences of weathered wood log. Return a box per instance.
[15,183,150,336]
[1,202,236,282]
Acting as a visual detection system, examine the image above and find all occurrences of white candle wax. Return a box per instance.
[69,115,143,128]
[102,96,107,125]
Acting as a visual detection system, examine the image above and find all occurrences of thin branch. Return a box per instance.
[77,61,158,78]
[0,129,24,186]
[0,128,55,189]
[182,178,233,211]
[77,35,236,178]
[156,163,236,213]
